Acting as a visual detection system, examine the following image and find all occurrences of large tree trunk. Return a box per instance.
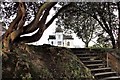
[3,2,26,52]
[117,2,120,49]
[110,33,116,49]
[118,31,120,49]
[85,42,89,48]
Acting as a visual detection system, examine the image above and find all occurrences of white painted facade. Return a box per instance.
[48,27,74,48]
[63,39,74,48]
[48,39,56,46]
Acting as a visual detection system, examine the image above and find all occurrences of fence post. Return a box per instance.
[107,52,109,67]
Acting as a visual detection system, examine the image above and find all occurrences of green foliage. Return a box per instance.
[91,34,112,48]
[57,5,103,47]
[56,2,118,48]
[1,2,43,26]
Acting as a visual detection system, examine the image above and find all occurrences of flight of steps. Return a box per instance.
[72,49,120,80]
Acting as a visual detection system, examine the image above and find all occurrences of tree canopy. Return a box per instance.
[1,1,120,51]
[56,2,120,48]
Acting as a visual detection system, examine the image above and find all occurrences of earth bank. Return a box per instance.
[2,44,93,80]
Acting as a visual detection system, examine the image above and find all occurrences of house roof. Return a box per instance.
[63,35,74,40]
[48,35,74,40]
[48,35,56,40]
[48,26,73,40]
[55,27,63,32]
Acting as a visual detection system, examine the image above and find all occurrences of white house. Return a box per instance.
[48,27,74,48]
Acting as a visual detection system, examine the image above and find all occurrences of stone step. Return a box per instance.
[72,49,120,80]
[79,56,100,61]
[94,72,117,79]
[91,67,112,74]
[72,51,85,54]
[83,60,103,64]
[98,76,120,80]
[86,63,105,69]
[76,53,98,57]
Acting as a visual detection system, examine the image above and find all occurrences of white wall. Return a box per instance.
[55,32,64,46]
[48,32,74,48]
[48,39,56,46]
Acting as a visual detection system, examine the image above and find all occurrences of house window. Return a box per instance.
[51,41,53,45]
[67,41,70,46]
[58,41,61,45]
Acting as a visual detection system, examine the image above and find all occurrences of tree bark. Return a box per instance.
[109,32,116,49]
[117,2,120,49]
[3,4,22,39]
[3,3,23,50]
[85,42,89,48]
[3,2,26,51]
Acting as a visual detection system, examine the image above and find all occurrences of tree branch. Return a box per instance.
[17,26,44,43]
[39,2,57,26]
[75,6,109,33]
[17,3,57,43]
[8,2,26,42]
[46,3,72,29]
[92,14,109,33]
[17,2,26,30]
[3,2,22,38]
[22,2,57,35]
[18,3,72,43]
